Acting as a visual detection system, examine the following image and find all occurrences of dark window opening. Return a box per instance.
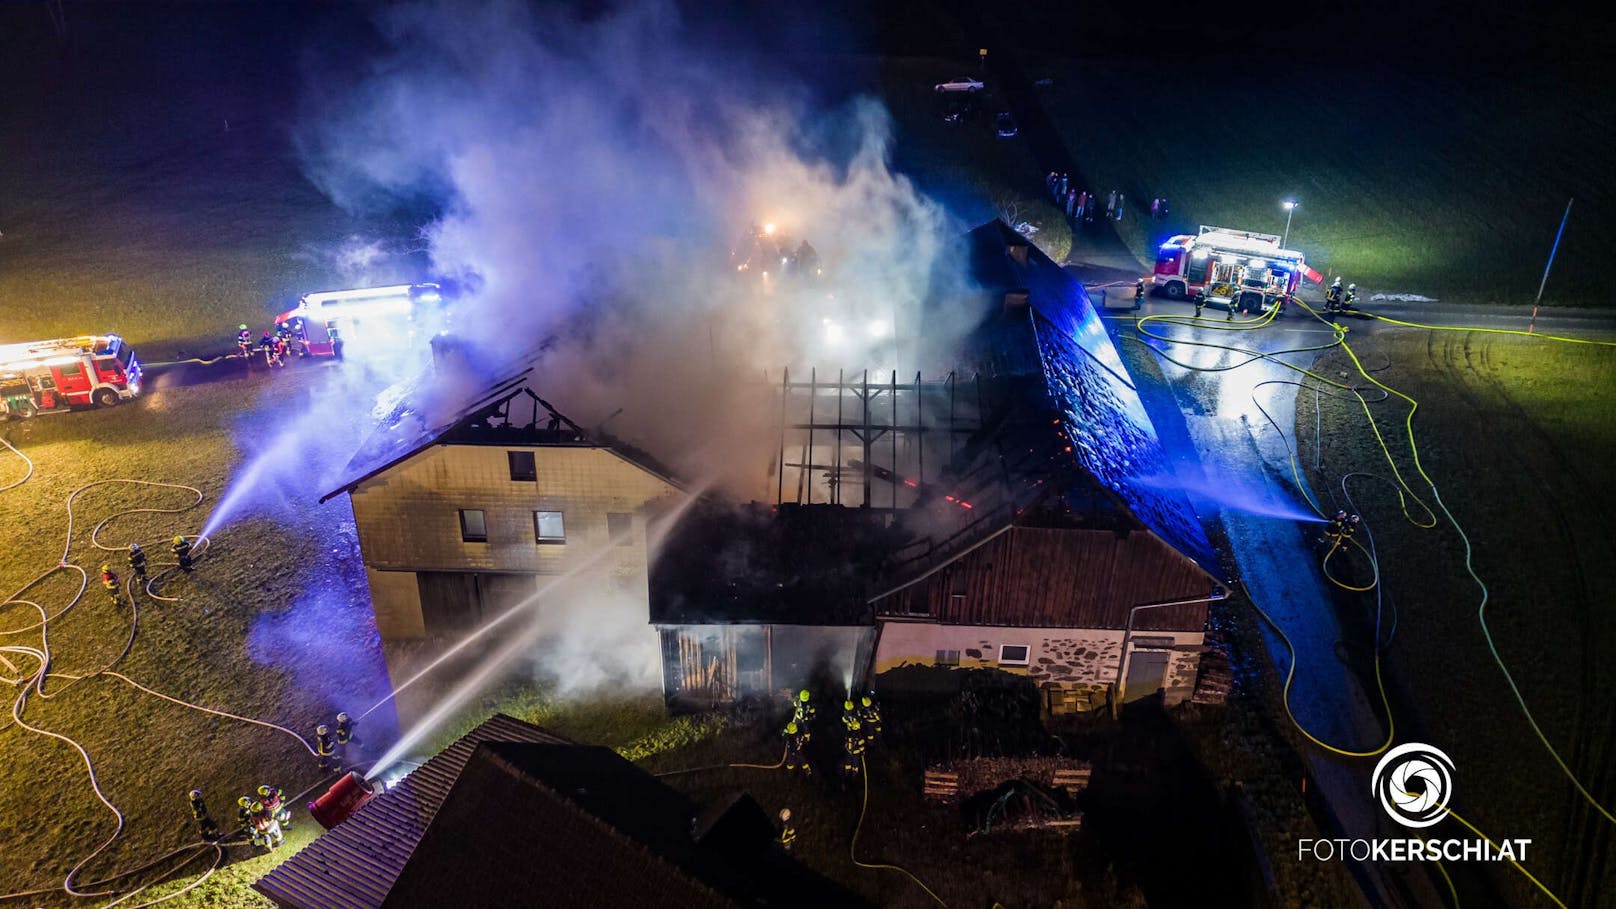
[998,644,1031,665]
[936,649,961,667]
[507,451,537,481]
[607,512,634,545]
[459,509,488,542]
[417,571,537,634]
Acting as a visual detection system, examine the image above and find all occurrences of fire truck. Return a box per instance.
[272,284,444,358]
[1153,227,1307,313]
[0,334,142,419]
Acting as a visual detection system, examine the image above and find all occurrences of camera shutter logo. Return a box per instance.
[1372,743,1456,828]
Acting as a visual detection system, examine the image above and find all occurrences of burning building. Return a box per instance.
[321,366,684,709]
[650,221,1225,714]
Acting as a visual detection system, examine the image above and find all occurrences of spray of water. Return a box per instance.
[1131,472,1323,523]
[365,484,706,779]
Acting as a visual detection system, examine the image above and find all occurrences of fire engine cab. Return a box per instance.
[0,334,141,419]
[1153,227,1306,313]
[273,284,444,359]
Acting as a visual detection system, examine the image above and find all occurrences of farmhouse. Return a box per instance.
[321,369,683,664]
[651,221,1224,713]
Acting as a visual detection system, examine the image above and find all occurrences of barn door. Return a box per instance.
[1123,652,1169,702]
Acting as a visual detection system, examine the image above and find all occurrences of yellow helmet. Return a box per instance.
[844,700,854,711]
[861,696,872,707]
[798,689,811,702]
[785,721,798,735]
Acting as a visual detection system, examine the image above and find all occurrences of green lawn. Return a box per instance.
[0,371,381,908]
[1030,60,1613,306]
[1297,329,1616,907]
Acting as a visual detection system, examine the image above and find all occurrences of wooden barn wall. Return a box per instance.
[875,527,1210,630]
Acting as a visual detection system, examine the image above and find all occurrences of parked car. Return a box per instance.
[994,112,1017,137]
[934,76,984,93]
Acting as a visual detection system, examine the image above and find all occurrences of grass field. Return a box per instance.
[1297,329,1616,907]
[0,368,390,908]
[1028,60,1614,307]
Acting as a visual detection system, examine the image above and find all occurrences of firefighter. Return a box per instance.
[793,689,816,725]
[100,564,122,604]
[257,784,291,828]
[126,543,147,583]
[335,712,360,752]
[188,789,220,841]
[315,724,337,771]
[1134,279,1146,308]
[236,325,252,356]
[1325,277,1343,312]
[1342,513,1361,543]
[249,798,283,849]
[237,795,255,830]
[777,808,797,851]
[172,535,194,573]
[1343,283,1359,311]
[1193,291,1205,318]
[291,318,310,356]
[1320,510,1348,546]
[857,694,883,742]
[269,333,289,368]
[783,720,812,775]
[842,717,866,776]
[841,699,859,737]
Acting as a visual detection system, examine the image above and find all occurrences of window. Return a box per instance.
[59,362,83,377]
[607,512,634,546]
[534,511,565,544]
[507,451,537,481]
[998,644,1031,665]
[459,509,488,543]
[936,650,961,667]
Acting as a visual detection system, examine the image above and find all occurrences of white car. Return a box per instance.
[934,76,983,93]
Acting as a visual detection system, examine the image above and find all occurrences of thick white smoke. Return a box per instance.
[299,0,973,492]
[297,0,977,712]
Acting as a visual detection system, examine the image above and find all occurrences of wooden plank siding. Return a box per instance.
[873,527,1212,631]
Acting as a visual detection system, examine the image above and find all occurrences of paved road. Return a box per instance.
[1089,294,1616,908]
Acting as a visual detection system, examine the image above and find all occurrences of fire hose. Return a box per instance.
[0,478,313,905]
[1,434,33,492]
[1127,293,1616,907]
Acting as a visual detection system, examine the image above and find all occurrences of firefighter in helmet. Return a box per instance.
[842,717,866,776]
[857,693,883,742]
[100,564,122,604]
[237,795,255,829]
[258,784,291,828]
[335,711,359,750]
[126,543,147,583]
[1343,283,1358,311]
[793,689,816,724]
[314,724,337,772]
[1134,279,1146,308]
[783,720,812,775]
[777,808,797,851]
[1325,277,1343,312]
[173,535,194,573]
[189,789,220,840]
[1341,513,1361,543]
[1320,510,1348,547]
[236,325,252,356]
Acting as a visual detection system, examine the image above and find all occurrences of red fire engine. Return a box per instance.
[0,334,142,419]
[1153,226,1310,313]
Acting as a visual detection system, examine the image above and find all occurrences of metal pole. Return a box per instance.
[1281,206,1295,249]
[1530,198,1574,333]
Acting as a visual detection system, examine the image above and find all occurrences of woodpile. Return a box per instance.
[1191,633,1233,706]
[922,755,1093,802]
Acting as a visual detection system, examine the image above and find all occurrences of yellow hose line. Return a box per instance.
[1433,860,1460,909]
[852,754,948,908]
[1444,808,1566,908]
[1368,313,1616,347]
[1130,294,1616,907]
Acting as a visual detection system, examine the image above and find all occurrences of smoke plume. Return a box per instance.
[298,0,973,496]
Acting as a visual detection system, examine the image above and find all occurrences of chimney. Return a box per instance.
[1007,241,1029,266]
[1003,290,1030,317]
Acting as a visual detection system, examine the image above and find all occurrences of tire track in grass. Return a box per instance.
[1469,337,1616,906]
[1431,331,1596,904]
